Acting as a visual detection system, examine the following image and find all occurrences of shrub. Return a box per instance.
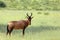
[0,1,6,8]
[37,12,42,14]
[44,12,49,15]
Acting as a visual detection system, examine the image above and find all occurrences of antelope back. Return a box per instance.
[8,20,29,29]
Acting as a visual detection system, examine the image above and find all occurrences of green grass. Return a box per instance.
[0,0,60,10]
[0,10,60,40]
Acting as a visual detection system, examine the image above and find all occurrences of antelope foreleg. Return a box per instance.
[23,26,26,36]
[23,29,25,36]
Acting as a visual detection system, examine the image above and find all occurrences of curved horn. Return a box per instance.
[26,13,29,16]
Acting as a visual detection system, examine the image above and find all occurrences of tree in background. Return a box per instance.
[0,1,6,8]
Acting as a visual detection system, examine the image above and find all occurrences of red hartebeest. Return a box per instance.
[7,13,33,36]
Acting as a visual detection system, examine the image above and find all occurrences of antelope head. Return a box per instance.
[26,13,33,25]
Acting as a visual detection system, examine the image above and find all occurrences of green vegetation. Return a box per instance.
[0,10,60,40]
[0,0,60,40]
[0,1,6,8]
[0,0,60,10]
[44,12,49,15]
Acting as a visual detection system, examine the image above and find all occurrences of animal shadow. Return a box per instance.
[26,26,60,33]
[0,24,60,33]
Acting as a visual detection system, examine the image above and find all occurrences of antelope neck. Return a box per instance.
[27,19,31,25]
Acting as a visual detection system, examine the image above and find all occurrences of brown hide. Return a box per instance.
[8,20,30,30]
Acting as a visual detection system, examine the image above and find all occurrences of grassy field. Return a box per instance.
[0,0,60,10]
[0,10,60,40]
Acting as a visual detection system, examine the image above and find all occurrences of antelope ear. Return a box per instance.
[32,17,33,19]
[31,13,32,16]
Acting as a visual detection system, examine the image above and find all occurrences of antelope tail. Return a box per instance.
[6,25,9,35]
